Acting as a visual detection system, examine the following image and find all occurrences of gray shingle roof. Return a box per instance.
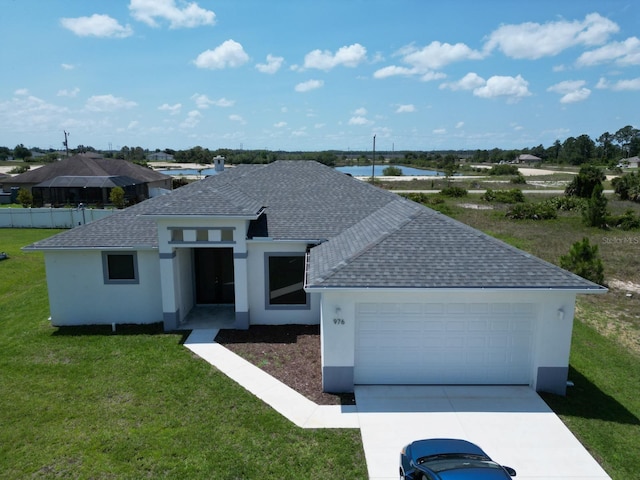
[8,154,169,185]
[25,160,605,291]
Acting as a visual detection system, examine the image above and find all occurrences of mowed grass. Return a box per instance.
[0,229,366,479]
[436,194,640,480]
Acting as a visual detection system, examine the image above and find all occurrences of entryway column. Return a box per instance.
[233,251,249,329]
[159,249,180,330]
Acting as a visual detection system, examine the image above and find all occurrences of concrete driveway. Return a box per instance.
[355,385,611,480]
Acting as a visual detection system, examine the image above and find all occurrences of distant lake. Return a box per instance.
[159,168,219,176]
[159,165,443,177]
[336,165,443,176]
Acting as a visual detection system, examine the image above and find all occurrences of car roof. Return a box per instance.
[410,438,487,461]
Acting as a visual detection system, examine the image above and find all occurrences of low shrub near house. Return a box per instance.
[482,188,525,204]
[440,186,467,197]
[506,202,557,220]
[511,173,527,184]
[541,196,586,212]
[610,209,640,230]
[488,164,519,175]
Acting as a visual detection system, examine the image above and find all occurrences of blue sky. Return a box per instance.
[1,0,638,152]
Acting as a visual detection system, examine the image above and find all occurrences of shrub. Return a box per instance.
[440,186,467,197]
[482,188,525,204]
[401,192,445,206]
[559,237,604,285]
[582,183,608,229]
[109,186,125,209]
[565,165,605,198]
[541,196,586,212]
[16,188,33,207]
[382,165,402,176]
[611,210,640,230]
[8,165,30,174]
[506,203,557,220]
[510,173,527,184]
[612,171,640,202]
[488,164,519,176]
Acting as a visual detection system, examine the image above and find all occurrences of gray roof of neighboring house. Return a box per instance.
[25,160,605,291]
[34,175,141,188]
[7,154,170,185]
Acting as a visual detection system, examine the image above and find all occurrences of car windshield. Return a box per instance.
[418,454,502,473]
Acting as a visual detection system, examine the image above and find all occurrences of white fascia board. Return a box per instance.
[304,285,608,294]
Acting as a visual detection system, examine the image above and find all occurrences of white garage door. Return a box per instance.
[354,302,536,385]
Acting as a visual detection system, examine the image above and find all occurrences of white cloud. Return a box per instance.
[348,116,371,125]
[229,114,245,123]
[61,63,75,70]
[127,120,139,129]
[191,93,234,109]
[395,104,415,113]
[353,107,367,116]
[57,87,80,97]
[610,77,640,91]
[158,103,182,115]
[577,37,640,67]
[433,128,447,135]
[14,88,29,96]
[484,13,619,59]
[373,65,415,79]
[474,75,531,101]
[60,14,133,38]
[303,43,367,70]
[547,80,592,103]
[596,77,609,89]
[0,93,71,136]
[85,94,137,112]
[256,54,284,74]
[180,110,201,128]
[129,0,215,28]
[420,71,447,82]
[193,40,249,69]
[440,72,485,91]
[273,121,287,128]
[294,79,324,92]
[402,41,483,70]
[455,121,464,129]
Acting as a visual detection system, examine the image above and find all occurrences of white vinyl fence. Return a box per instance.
[0,207,117,228]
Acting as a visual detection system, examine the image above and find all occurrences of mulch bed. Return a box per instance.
[215,325,355,406]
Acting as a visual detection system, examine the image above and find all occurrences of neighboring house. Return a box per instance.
[147,151,175,162]
[619,156,640,168]
[517,154,542,164]
[24,161,606,395]
[3,153,172,206]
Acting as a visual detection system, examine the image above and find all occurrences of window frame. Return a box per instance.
[264,252,309,310]
[102,251,139,284]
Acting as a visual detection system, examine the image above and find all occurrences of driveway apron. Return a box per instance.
[354,385,611,480]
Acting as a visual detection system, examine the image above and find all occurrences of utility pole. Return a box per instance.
[371,134,376,183]
[63,130,70,157]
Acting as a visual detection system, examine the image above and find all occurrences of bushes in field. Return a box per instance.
[488,164,519,176]
[506,202,557,220]
[440,186,467,197]
[612,171,640,202]
[482,188,525,203]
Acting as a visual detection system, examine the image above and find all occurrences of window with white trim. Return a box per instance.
[266,254,308,308]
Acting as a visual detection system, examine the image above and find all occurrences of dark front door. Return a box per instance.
[194,248,235,304]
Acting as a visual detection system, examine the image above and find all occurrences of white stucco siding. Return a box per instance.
[319,289,577,389]
[246,240,320,325]
[44,249,162,326]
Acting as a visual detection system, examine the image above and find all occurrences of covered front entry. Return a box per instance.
[354,302,536,386]
[194,248,235,304]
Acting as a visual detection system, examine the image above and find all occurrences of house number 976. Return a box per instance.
[333,317,345,325]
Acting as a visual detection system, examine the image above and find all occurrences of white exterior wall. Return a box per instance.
[44,249,162,326]
[319,288,577,391]
[246,240,320,325]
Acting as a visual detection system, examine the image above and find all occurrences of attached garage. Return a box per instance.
[354,302,536,385]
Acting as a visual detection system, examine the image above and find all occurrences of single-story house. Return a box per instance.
[24,160,606,395]
[147,151,175,162]
[619,156,640,169]
[517,154,542,164]
[3,153,172,206]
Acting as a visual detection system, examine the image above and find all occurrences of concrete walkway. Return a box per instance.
[184,329,611,480]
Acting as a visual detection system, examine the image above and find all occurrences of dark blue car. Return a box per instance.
[399,438,516,480]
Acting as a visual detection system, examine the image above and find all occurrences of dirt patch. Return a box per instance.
[458,203,493,210]
[215,325,355,406]
[609,279,640,295]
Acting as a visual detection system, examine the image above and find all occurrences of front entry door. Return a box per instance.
[194,248,235,304]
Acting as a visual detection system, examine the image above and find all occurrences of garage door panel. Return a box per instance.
[355,302,535,385]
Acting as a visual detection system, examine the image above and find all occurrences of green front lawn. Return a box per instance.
[0,229,366,479]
